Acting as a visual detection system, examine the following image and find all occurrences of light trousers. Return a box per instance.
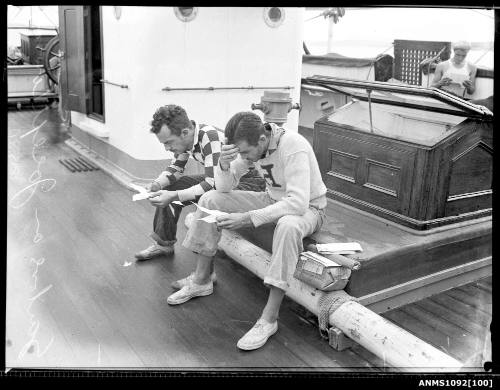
[151,170,266,246]
[182,190,326,291]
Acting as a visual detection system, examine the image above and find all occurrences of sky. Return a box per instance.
[303,7,495,68]
[7,6,495,68]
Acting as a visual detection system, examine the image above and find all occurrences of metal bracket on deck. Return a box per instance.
[328,327,355,351]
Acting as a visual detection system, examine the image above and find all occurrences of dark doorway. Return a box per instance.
[86,5,104,119]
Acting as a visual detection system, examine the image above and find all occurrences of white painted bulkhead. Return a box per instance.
[70,7,304,163]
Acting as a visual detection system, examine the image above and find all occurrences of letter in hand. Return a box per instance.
[440,77,452,87]
[462,79,474,93]
[148,190,178,208]
[130,182,156,201]
[219,144,240,170]
[215,212,253,230]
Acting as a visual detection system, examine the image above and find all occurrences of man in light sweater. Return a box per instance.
[135,105,265,264]
[167,111,327,351]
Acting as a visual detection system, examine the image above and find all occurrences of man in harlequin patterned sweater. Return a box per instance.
[135,105,265,274]
[167,111,328,351]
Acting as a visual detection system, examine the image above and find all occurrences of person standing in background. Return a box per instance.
[431,40,477,98]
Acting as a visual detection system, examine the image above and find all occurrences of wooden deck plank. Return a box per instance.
[153,231,378,369]
[474,279,492,294]
[414,298,486,336]
[400,305,485,361]
[6,222,109,368]
[40,206,211,367]
[38,188,219,367]
[455,283,492,308]
[322,201,418,257]
[216,253,385,369]
[6,300,81,368]
[382,309,469,363]
[284,302,384,370]
[7,126,207,367]
[199,256,369,369]
[22,203,151,367]
[149,248,351,368]
[430,294,491,329]
[442,288,492,316]
[86,207,286,365]
[5,250,81,368]
[35,226,149,368]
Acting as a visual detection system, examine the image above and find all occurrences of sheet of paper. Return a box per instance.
[130,183,152,201]
[318,250,358,255]
[316,242,363,254]
[194,203,228,224]
[199,215,220,223]
[333,250,356,255]
[195,203,228,217]
[129,183,148,194]
[132,192,153,201]
[129,182,185,205]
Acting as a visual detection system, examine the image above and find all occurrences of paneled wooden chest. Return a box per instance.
[305,76,493,230]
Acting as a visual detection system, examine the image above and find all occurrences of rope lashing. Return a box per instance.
[318,290,358,339]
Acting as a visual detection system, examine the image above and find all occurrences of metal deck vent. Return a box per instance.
[59,156,100,172]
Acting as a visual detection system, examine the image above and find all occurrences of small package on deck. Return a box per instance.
[294,251,351,292]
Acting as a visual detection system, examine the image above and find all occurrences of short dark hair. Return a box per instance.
[150,105,192,135]
[225,111,267,146]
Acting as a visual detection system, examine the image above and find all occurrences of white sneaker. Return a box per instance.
[171,272,217,289]
[167,280,213,305]
[237,319,278,351]
[134,243,174,260]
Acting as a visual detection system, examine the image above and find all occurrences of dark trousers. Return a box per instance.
[150,169,266,246]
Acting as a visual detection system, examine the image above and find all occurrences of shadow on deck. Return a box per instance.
[6,106,491,371]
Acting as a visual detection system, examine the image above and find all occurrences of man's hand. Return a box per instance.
[439,77,453,87]
[148,190,178,208]
[462,79,474,94]
[145,181,161,192]
[219,144,240,171]
[216,212,253,230]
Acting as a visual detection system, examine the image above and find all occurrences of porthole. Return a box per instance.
[263,7,285,28]
[174,7,198,22]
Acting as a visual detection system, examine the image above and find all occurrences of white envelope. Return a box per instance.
[316,242,363,254]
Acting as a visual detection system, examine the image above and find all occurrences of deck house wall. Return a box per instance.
[65,6,304,176]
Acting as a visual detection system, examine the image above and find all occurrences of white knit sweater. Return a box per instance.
[215,123,327,227]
